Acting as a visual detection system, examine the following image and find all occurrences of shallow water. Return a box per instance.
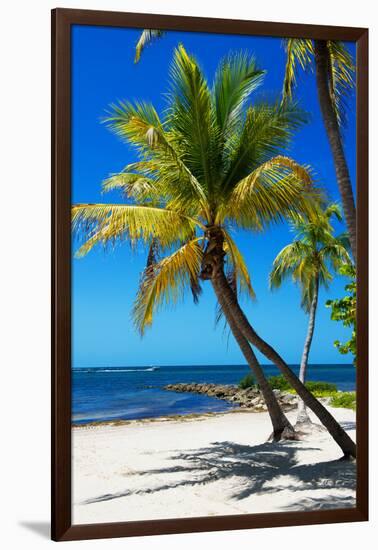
[72,363,355,424]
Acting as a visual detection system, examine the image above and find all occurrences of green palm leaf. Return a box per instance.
[327,41,355,126]
[168,45,219,194]
[282,38,354,126]
[223,229,255,299]
[72,203,199,256]
[213,52,265,139]
[134,29,166,63]
[270,203,351,311]
[104,98,211,218]
[225,157,317,230]
[133,238,203,333]
[221,101,308,191]
[102,172,157,201]
[282,39,313,101]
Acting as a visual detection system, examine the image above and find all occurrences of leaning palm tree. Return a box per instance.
[270,204,351,427]
[72,45,355,457]
[282,39,356,261]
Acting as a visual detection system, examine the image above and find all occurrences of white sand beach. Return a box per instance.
[72,406,356,525]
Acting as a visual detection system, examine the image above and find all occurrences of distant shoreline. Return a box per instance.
[72,384,355,429]
[73,363,354,370]
[73,365,355,425]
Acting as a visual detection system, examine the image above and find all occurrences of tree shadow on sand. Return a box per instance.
[81,438,356,507]
[281,494,356,511]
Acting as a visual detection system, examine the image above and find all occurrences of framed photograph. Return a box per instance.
[52,8,368,542]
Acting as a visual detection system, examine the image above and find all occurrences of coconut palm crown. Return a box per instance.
[269,203,351,310]
[73,45,318,334]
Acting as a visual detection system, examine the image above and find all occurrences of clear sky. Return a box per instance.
[71,25,356,368]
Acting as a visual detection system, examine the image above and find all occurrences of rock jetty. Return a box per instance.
[164,383,298,412]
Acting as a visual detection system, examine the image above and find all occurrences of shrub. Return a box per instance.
[267,376,338,396]
[267,375,291,391]
[330,391,356,410]
[238,373,256,389]
[305,381,338,395]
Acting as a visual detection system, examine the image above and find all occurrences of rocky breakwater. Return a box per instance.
[163,383,298,412]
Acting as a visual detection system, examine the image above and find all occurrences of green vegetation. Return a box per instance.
[305,381,337,394]
[326,264,356,365]
[267,375,338,398]
[270,203,350,424]
[267,375,291,391]
[238,373,256,389]
[330,391,356,411]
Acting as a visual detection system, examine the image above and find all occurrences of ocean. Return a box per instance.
[72,364,356,424]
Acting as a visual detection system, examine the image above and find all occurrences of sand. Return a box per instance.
[72,406,356,525]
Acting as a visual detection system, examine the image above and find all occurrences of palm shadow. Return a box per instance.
[281,494,356,511]
[81,439,356,508]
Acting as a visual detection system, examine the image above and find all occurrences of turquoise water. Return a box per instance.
[72,364,355,424]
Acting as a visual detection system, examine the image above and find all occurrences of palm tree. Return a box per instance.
[72,45,355,457]
[134,33,357,261]
[282,39,356,261]
[270,204,351,427]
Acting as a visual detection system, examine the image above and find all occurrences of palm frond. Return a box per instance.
[270,241,312,289]
[213,52,265,138]
[102,172,156,202]
[282,38,314,101]
[168,44,219,194]
[223,229,255,299]
[104,100,211,217]
[72,203,199,256]
[225,156,318,230]
[270,202,351,310]
[221,101,309,190]
[104,100,163,149]
[319,240,351,271]
[133,238,203,334]
[231,155,311,203]
[327,41,355,127]
[134,29,166,63]
[324,202,342,222]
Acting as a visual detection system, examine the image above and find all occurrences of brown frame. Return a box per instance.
[51,8,369,542]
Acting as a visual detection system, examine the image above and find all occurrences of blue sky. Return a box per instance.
[72,25,356,368]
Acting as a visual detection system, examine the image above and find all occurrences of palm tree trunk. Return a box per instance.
[211,280,296,441]
[314,40,357,261]
[296,274,319,426]
[212,268,356,458]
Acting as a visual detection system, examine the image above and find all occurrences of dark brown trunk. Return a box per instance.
[211,279,296,441]
[212,268,356,458]
[296,273,319,426]
[314,40,357,261]
[201,227,295,440]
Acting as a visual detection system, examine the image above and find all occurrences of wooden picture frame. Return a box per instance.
[52,8,368,541]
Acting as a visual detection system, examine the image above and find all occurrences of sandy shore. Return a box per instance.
[72,406,356,525]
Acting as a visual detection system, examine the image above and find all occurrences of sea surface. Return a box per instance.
[72,364,356,424]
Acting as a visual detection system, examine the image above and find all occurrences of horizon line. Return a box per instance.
[72,362,354,369]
